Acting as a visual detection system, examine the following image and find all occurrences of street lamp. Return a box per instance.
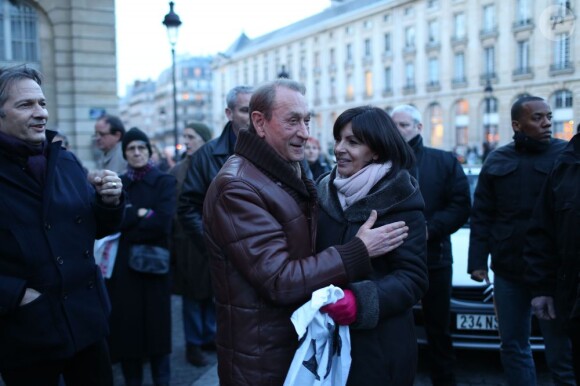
[162,1,182,160]
[483,79,494,160]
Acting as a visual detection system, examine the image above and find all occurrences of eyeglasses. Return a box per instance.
[93,132,113,138]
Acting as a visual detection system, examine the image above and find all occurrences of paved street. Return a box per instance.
[115,296,552,386]
[0,295,553,386]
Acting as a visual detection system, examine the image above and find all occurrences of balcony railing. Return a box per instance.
[512,18,533,31]
[550,62,574,75]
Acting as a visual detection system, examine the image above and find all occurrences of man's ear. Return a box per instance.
[511,120,520,132]
[252,111,266,138]
[225,107,233,121]
[113,131,122,142]
[417,122,423,133]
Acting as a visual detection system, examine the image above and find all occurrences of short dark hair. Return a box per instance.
[98,114,126,139]
[248,79,306,134]
[333,106,415,173]
[0,65,43,116]
[511,96,545,121]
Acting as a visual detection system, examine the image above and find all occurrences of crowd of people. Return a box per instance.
[0,64,578,386]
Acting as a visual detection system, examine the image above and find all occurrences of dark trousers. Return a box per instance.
[121,354,170,386]
[0,339,113,386]
[422,265,456,386]
[568,318,580,385]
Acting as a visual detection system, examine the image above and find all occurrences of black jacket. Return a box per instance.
[468,138,567,282]
[524,133,580,323]
[177,122,236,299]
[409,135,470,269]
[0,131,123,369]
[107,167,176,361]
[317,167,428,386]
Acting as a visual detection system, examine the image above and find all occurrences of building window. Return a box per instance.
[550,90,574,140]
[453,52,465,82]
[427,103,444,148]
[346,73,354,100]
[482,97,499,146]
[384,66,392,92]
[330,77,336,99]
[364,70,373,97]
[405,26,415,49]
[345,25,354,35]
[329,48,335,65]
[553,33,570,69]
[427,0,440,9]
[482,4,496,33]
[428,20,439,43]
[404,6,414,17]
[0,1,39,62]
[454,99,470,146]
[346,43,353,61]
[454,13,466,39]
[428,57,439,84]
[483,46,495,77]
[516,0,531,23]
[515,40,530,73]
[363,19,373,29]
[383,13,392,23]
[384,33,391,53]
[405,61,415,87]
[364,38,372,56]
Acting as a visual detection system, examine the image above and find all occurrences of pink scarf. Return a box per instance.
[333,162,392,210]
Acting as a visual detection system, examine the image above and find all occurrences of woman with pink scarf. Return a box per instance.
[316,106,429,385]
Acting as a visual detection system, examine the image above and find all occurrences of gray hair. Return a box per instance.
[391,104,422,125]
[226,86,254,110]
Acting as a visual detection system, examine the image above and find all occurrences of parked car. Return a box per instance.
[413,166,545,350]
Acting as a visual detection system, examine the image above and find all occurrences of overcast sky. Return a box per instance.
[115,0,330,96]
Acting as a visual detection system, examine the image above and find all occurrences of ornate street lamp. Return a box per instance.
[483,79,494,160]
[162,1,182,160]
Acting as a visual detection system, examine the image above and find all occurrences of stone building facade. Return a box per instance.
[2,0,118,168]
[213,0,579,158]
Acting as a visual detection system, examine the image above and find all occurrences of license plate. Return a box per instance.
[456,314,498,330]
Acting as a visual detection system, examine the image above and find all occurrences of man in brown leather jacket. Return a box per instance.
[202,79,409,386]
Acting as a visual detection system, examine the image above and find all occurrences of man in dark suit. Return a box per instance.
[0,65,124,386]
[392,104,471,386]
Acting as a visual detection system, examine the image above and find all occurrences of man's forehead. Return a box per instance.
[523,101,550,114]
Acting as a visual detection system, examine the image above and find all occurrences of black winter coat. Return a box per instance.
[524,134,580,324]
[468,138,567,282]
[0,131,123,369]
[409,135,470,269]
[317,167,428,386]
[106,167,176,361]
[177,122,236,299]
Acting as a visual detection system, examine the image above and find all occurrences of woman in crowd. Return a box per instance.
[106,127,176,386]
[316,106,428,385]
[305,136,332,180]
[169,122,215,367]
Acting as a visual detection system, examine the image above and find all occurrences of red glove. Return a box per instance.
[320,289,357,325]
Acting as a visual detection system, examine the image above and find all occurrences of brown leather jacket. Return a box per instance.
[203,130,372,386]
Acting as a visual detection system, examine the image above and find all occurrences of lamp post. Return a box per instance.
[162,1,182,160]
[483,79,494,161]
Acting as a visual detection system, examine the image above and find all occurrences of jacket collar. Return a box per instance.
[317,167,421,223]
[213,121,237,156]
[235,129,316,200]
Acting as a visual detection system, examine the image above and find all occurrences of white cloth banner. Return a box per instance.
[283,285,351,386]
[93,232,121,279]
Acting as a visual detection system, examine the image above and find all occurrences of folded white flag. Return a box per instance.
[283,284,351,386]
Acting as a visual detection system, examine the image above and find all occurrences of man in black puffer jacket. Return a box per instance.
[392,105,471,386]
[468,96,575,386]
[178,86,253,366]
